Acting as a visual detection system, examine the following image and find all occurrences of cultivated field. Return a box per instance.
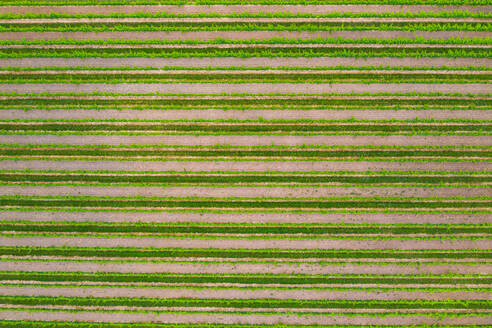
[0,0,490,327]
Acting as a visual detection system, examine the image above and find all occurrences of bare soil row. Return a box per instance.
[2,260,488,275]
[3,83,490,94]
[0,236,489,250]
[1,286,488,301]
[2,210,489,224]
[1,5,489,15]
[2,57,489,68]
[1,134,490,146]
[0,186,488,198]
[2,30,488,41]
[0,310,489,326]
[1,109,490,121]
[2,160,488,173]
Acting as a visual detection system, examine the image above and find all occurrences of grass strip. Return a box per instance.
[0,173,489,184]
[2,72,490,84]
[0,271,490,285]
[2,22,490,33]
[0,295,490,309]
[0,246,489,259]
[1,222,490,235]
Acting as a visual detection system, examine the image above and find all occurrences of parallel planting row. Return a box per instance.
[0,0,490,327]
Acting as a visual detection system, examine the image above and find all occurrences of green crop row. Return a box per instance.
[2,72,490,84]
[2,36,490,46]
[1,271,490,285]
[1,198,488,209]
[1,246,489,259]
[1,222,490,235]
[0,295,490,309]
[0,173,489,184]
[0,47,487,58]
[2,22,490,32]
[1,123,490,133]
[1,65,491,71]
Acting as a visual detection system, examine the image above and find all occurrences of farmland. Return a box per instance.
[0,0,490,327]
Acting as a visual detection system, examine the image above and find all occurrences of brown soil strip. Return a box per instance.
[1,134,490,146]
[6,69,489,74]
[0,236,489,250]
[5,43,491,49]
[9,18,489,23]
[2,260,489,275]
[1,210,489,224]
[0,186,488,198]
[2,83,489,95]
[0,310,489,325]
[0,5,489,15]
[1,160,489,173]
[1,57,489,68]
[1,109,491,121]
[2,30,488,41]
[3,286,489,301]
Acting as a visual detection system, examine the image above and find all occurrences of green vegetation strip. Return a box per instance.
[0,148,488,159]
[1,47,487,58]
[2,72,490,84]
[1,222,490,235]
[1,271,490,285]
[0,195,488,209]
[0,173,488,184]
[0,295,490,309]
[3,37,490,46]
[2,22,490,32]
[1,247,490,259]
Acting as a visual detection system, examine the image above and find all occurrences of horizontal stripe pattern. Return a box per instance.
[0,1,490,327]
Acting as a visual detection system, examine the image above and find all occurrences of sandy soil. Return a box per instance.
[1,5,489,14]
[2,31,489,41]
[2,261,489,275]
[2,109,490,121]
[1,186,488,198]
[1,310,489,325]
[1,210,489,224]
[2,160,489,172]
[3,83,490,94]
[1,57,490,68]
[1,286,488,301]
[1,236,489,250]
[1,134,490,146]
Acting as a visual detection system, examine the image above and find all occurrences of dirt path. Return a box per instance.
[1,134,490,146]
[3,83,490,94]
[1,186,488,198]
[2,30,489,41]
[0,236,489,250]
[2,261,488,275]
[2,210,488,224]
[2,109,490,121]
[1,5,489,15]
[0,310,488,326]
[1,57,490,68]
[1,286,488,301]
[2,160,489,173]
